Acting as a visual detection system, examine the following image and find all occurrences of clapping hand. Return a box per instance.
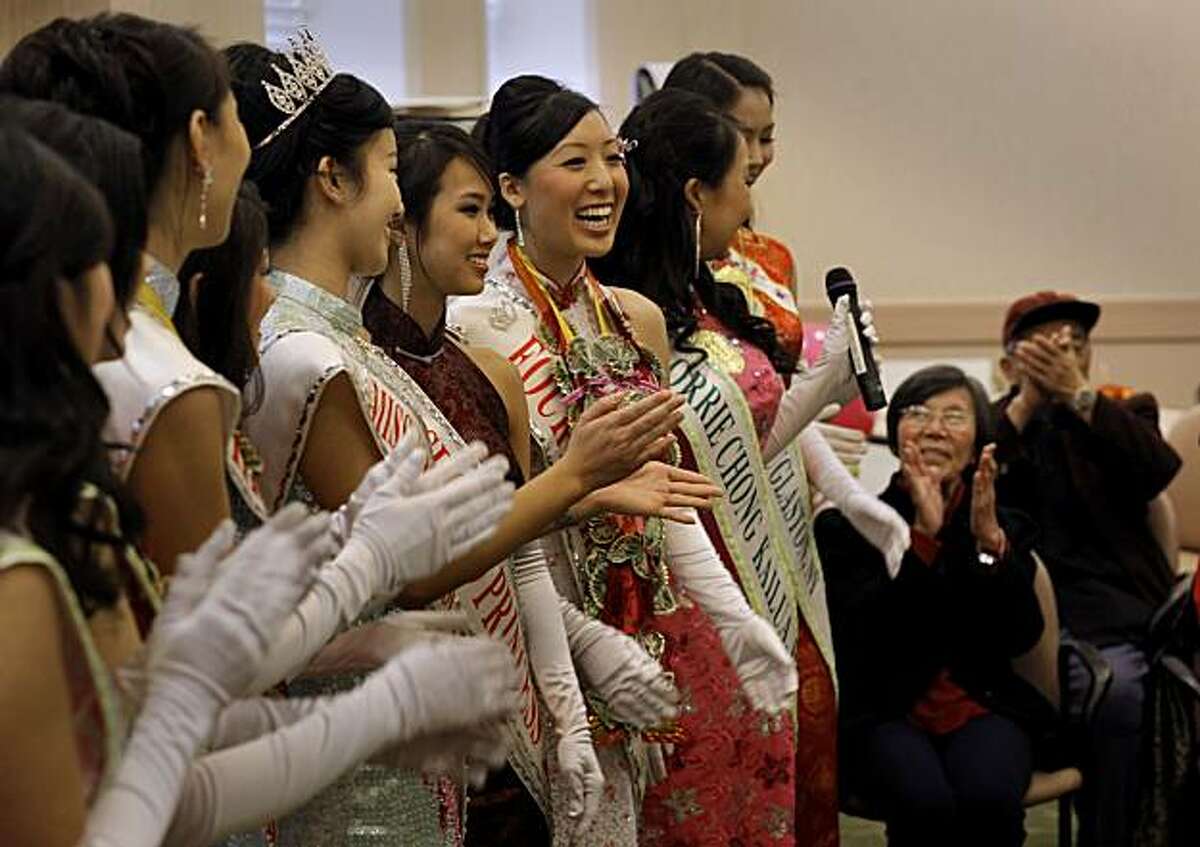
[563,391,686,491]
[147,505,333,704]
[900,441,947,537]
[573,461,723,524]
[969,444,1006,555]
[1010,327,1087,402]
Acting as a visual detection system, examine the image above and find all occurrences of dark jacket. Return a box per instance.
[817,472,1053,737]
[993,390,1181,646]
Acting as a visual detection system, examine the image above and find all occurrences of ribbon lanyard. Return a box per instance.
[509,242,613,346]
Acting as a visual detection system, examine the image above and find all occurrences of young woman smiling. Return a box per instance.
[452,75,797,846]
[361,121,716,843]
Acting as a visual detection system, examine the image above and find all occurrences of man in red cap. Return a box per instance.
[994,291,1182,846]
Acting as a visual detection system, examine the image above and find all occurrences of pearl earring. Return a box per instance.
[198,165,214,230]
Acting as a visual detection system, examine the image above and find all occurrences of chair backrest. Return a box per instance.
[1166,405,1200,551]
[1012,552,1062,711]
[1148,492,1182,574]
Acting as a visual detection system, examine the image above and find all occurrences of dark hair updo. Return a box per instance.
[0,126,139,614]
[392,120,493,263]
[473,74,598,230]
[663,52,775,111]
[885,365,995,458]
[224,42,394,245]
[1,96,148,309]
[591,89,791,374]
[0,13,230,195]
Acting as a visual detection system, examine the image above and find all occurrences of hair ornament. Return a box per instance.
[256,28,335,150]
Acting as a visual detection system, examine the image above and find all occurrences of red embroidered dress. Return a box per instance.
[496,245,798,847]
[449,237,806,845]
[713,231,841,847]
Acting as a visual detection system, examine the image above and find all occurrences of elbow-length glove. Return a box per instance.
[248,435,514,691]
[510,542,603,841]
[157,637,519,847]
[663,516,797,715]
[799,426,909,577]
[81,506,332,847]
[556,597,679,729]
[762,296,881,462]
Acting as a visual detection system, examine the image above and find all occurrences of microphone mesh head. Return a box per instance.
[825,266,855,305]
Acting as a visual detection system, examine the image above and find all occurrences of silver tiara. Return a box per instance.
[256,28,335,150]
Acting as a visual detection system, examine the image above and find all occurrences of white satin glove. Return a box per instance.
[340,440,514,600]
[762,295,875,462]
[247,440,514,691]
[158,636,520,847]
[645,742,674,786]
[83,506,331,847]
[799,426,909,577]
[557,597,679,729]
[286,609,471,679]
[328,429,424,547]
[510,542,603,841]
[814,408,869,476]
[664,516,797,714]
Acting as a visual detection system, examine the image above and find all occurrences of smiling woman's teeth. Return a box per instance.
[576,204,613,230]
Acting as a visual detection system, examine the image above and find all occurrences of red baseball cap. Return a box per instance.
[1002,291,1100,345]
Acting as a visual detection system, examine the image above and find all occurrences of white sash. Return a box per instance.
[763,443,836,677]
[448,255,660,797]
[666,342,801,658]
[723,246,837,675]
[448,274,587,604]
[254,271,550,814]
[378,351,551,816]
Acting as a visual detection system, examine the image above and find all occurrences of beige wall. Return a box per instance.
[115,0,263,45]
[2,0,110,53]
[4,1,1196,401]
[404,0,485,97]
[591,1,1200,298]
[1,0,262,53]
[588,0,1200,405]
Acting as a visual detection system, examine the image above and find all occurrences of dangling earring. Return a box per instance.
[693,211,703,278]
[396,240,413,311]
[514,209,525,247]
[198,165,214,230]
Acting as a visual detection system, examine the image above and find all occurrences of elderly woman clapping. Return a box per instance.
[817,365,1055,847]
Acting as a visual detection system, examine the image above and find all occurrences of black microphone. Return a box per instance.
[825,267,887,411]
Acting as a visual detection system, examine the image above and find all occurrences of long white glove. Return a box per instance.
[159,637,520,847]
[813,414,869,476]
[340,440,514,593]
[296,609,471,679]
[762,296,879,463]
[210,696,327,750]
[82,506,331,847]
[247,439,514,691]
[510,542,603,841]
[798,425,909,578]
[557,597,679,729]
[663,515,797,715]
[645,743,674,786]
[762,296,856,462]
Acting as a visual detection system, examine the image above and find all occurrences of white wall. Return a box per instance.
[487,0,596,99]
[302,0,406,103]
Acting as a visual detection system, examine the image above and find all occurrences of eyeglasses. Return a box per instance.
[899,404,973,433]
